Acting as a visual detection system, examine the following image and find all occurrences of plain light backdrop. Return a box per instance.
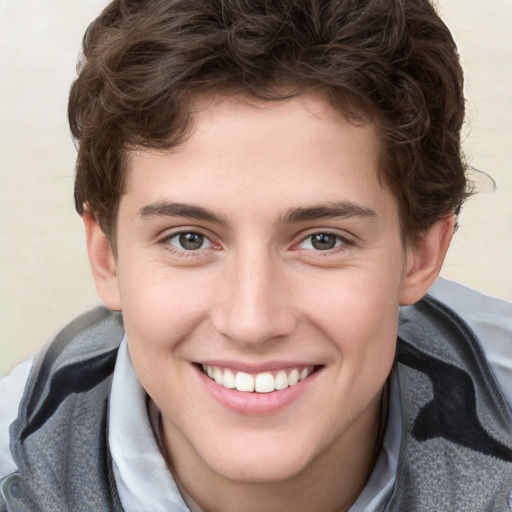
[1,0,511,375]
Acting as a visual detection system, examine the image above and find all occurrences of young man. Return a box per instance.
[1,0,511,511]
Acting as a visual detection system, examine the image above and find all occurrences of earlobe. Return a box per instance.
[399,215,456,305]
[83,212,122,311]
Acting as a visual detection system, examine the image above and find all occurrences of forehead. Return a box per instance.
[123,92,396,224]
[186,91,378,159]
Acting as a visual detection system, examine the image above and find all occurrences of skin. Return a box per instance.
[85,93,454,512]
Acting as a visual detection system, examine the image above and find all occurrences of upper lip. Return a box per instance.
[194,360,322,373]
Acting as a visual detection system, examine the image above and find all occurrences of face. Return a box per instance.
[102,93,414,486]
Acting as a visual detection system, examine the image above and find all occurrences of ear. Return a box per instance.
[83,212,122,311]
[400,215,455,305]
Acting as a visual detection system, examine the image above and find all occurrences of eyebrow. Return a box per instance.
[138,200,377,225]
[139,201,227,224]
[280,201,377,223]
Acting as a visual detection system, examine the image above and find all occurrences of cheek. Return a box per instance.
[300,265,402,375]
[305,264,401,330]
[118,269,208,406]
[117,260,211,344]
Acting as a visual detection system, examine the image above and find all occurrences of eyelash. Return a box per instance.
[159,229,217,256]
[294,230,355,254]
[158,228,355,257]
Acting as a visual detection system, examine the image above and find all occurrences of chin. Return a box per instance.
[214,456,310,484]
[196,431,319,484]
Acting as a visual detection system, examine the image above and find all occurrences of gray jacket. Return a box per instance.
[1,296,512,511]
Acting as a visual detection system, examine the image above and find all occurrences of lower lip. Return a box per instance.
[194,366,320,416]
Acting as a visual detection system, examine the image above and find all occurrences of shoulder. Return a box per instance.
[1,305,124,480]
[0,355,34,477]
[427,277,512,410]
[427,277,512,331]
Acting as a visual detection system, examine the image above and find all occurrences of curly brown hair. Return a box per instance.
[69,0,469,244]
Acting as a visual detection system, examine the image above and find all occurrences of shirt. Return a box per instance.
[1,277,511,510]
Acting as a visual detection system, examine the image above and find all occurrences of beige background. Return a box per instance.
[1,0,511,376]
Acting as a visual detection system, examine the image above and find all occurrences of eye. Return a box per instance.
[298,232,346,251]
[167,231,213,251]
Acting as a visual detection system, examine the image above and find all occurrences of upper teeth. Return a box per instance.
[202,365,314,393]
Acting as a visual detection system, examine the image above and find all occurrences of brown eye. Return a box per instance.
[310,233,338,250]
[297,232,349,252]
[179,233,204,250]
[167,232,212,251]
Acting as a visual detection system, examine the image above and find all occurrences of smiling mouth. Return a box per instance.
[200,364,318,393]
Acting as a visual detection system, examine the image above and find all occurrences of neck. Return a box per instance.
[162,390,385,512]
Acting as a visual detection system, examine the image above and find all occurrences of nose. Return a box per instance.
[212,249,297,348]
